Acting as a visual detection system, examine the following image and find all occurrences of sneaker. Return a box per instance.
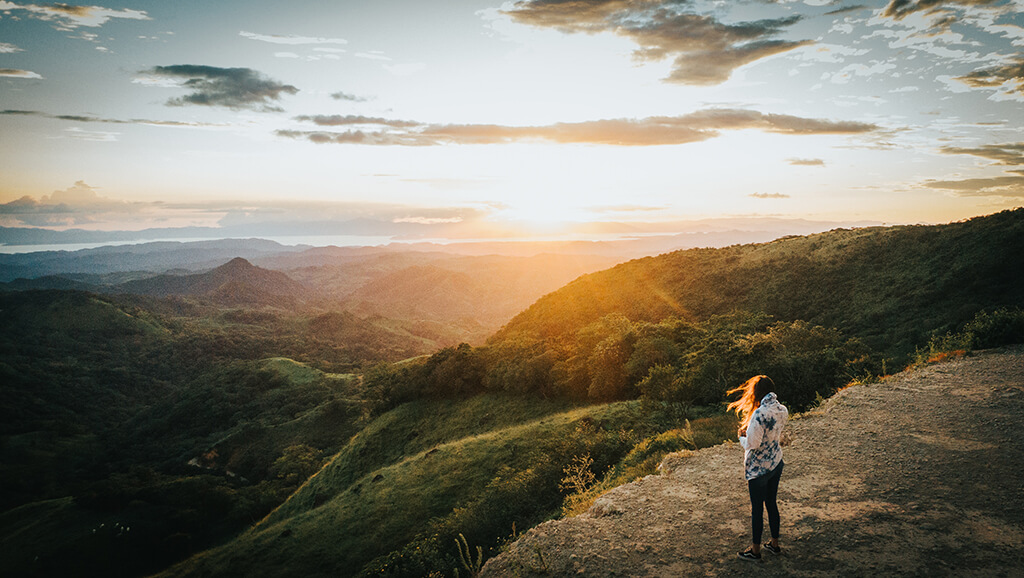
[762,542,781,555]
[737,548,762,562]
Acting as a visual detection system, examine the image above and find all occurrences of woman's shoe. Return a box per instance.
[762,542,781,554]
[737,547,762,562]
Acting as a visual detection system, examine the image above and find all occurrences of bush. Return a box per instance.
[962,307,1024,349]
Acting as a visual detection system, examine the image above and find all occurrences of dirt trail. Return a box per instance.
[482,347,1024,577]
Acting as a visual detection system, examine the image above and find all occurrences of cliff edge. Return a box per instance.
[482,347,1024,577]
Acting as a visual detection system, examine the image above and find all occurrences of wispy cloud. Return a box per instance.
[0,68,43,79]
[277,108,878,147]
[788,158,826,166]
[502,0,810,85]
[63,127,118,141]
[749,192,791,199]
[881,0,1003,21]
[0,1,149,30]
[137,65,299,112]
[0,42,23,53]
[330,91,371,102]
[1,108,227,128]
[239,30,348,45]
[941,142,1024,165]
[925,174,1024,196]
[955,56,1024,101]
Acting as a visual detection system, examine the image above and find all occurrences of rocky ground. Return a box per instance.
[482,346,1024,577]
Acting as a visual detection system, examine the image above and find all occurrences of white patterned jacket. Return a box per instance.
[738,392,789,481]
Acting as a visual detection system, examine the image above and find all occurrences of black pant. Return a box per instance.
[747,461,783,544]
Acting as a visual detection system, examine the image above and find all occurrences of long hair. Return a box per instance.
[727,375,776,430]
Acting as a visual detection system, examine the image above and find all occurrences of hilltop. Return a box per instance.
[112,257,310,306]
[482,347,1024,577]
[495,209,1024,360]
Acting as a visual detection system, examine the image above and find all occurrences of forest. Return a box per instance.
[1,208,1022,577]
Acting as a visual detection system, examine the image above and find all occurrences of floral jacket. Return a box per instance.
[739,392,789,480]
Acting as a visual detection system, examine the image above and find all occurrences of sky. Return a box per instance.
[1,0,1022,246]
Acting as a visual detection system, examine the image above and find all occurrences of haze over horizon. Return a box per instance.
[2,0,1023,247]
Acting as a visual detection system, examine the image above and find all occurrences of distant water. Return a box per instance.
[0,232,672,254]
[0,235,395,254]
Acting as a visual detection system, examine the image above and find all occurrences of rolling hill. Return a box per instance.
[494,208,1024,361]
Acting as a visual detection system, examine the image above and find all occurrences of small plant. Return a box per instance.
[559,453,596,495]
[455,533,483,577]
[530,546,549,575]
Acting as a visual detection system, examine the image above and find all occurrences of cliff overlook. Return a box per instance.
[483,347,1024,577]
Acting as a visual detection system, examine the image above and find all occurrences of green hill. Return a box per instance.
[155,396,680,578]
[494,209,1024,361]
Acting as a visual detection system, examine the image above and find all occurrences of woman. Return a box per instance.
[727,375,788,562]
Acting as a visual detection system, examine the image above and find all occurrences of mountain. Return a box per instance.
[111,257,310,305]
[0,238,306,282]
[494,209,1024,360]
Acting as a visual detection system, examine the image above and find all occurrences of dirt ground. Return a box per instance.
[481,346,1024,577]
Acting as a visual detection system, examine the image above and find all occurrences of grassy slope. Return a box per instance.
[157,396,640,578]
[495,209,1024,361]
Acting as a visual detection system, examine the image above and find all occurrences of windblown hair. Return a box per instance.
[727,375,776,430]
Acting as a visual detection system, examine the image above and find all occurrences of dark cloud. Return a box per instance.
[881,0,1002,20]
[955,57,1024,99]
[941,142,1024,165]
[277,108,878,146]
[925,175,1024,196]
[825,5,868,16]
[142,65,298,112]
[788,158,826,166]
[503,0,809,85]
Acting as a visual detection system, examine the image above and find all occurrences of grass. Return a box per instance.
[156,397,642,578]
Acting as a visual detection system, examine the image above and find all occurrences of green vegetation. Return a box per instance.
[2,210,1021,578]
[497,208,1024,364]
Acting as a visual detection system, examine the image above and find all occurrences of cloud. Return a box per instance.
[0,42,23,53]
[502,0,810,85]
[238,30,348,45]
[330,91,370,102]
[0,68,43,79]
[586,204,668,214]
[1,108,227,128]
[0,183,491,233]
[138,65,299,111]
[924,175,1024,196]
[392,216,464,224]
[941,142,1024,165]
[0,1,149,30]
[63,127,118,141]
[881,0,1003,21]
[749,192,791,199]
[825,5,868,16]
[277,108,879,146]
[955,56,1024,100]
[0,181,133,226]
[788,158,825,166]
[295,114,419,128]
